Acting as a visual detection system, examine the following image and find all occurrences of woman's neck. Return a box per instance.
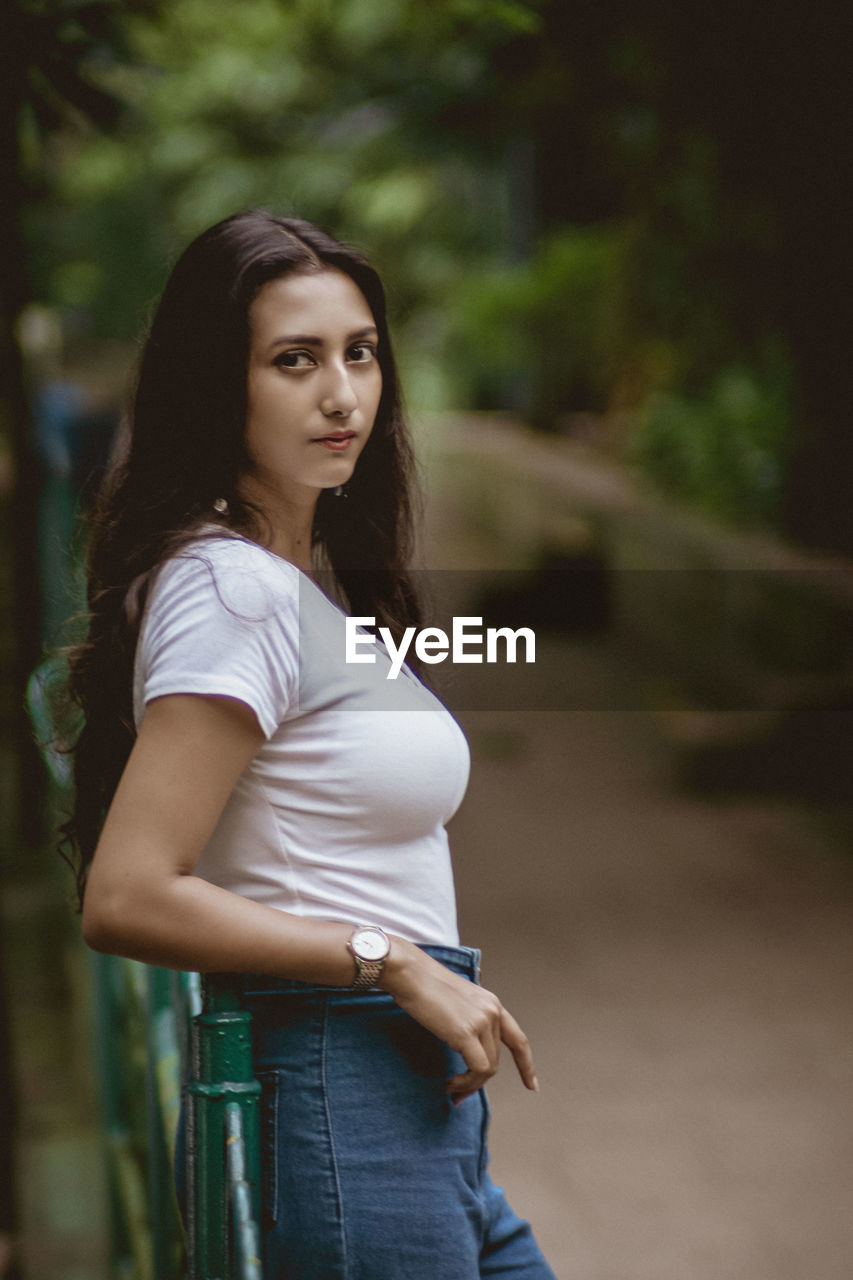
[238,475,318,572]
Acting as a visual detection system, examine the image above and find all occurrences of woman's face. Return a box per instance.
[241,268,382,503]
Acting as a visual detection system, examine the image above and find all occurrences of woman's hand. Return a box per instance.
[380,941,539,1103]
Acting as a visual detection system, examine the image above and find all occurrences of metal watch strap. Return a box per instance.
[350,956,385,990]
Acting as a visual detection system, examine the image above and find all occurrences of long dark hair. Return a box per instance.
[61,209,422,905]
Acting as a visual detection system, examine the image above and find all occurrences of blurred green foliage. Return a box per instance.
[629,361,792,525]
[451,226,629,423]
[28,0,542,403]
[17,0,839,534]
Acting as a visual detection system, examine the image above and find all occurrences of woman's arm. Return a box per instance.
[83,693,537,1100]
[83,693,357,981]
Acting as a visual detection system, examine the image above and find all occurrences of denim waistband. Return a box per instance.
[206,943,481,1001]
[418,943,481,983]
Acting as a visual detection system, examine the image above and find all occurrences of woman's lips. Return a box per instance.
[315,432,356,451]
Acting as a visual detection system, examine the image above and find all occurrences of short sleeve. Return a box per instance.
[135,538,300,737]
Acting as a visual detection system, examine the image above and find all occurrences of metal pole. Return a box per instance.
[145,966,183,1278]
[186,987,262,1279]
[225,1103,263,1280]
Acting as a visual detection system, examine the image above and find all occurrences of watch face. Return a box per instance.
[354,927,389,961]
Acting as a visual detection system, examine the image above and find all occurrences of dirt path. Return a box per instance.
[446,635,853,1280]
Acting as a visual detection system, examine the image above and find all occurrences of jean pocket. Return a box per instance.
[255,1068,280,1228]
[478,1088,492,1180]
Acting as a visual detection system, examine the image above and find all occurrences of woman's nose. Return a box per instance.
[320,361,358,417]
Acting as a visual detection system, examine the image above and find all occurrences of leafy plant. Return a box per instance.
[450,224,629,424]
[628,358,793,525]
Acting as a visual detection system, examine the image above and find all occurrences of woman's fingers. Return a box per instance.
[500,1007,539,1092]
[445,1015,494,1098]
[444,995,539,1101]
[386,949,539,1099]
[445,1071,486,1102]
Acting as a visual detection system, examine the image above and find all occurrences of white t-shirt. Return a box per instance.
[133,533,469,945]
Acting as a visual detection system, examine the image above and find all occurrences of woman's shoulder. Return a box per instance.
[136,529,301,735]
[150,529,300,621]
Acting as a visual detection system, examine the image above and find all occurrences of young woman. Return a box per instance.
[64,209,556,1278]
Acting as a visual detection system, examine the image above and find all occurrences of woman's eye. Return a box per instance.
[274,350,315,369]
[347,343,377,363]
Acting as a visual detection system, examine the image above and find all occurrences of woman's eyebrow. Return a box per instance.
[266,325,379,353]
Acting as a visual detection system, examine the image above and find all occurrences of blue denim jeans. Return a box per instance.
[186,945,556,1279]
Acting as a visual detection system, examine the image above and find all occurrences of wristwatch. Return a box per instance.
[347,924,391,990]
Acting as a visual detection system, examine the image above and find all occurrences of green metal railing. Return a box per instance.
[90,956,264,1279]
[188,981,262,1280]
[28,659,264,1278]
